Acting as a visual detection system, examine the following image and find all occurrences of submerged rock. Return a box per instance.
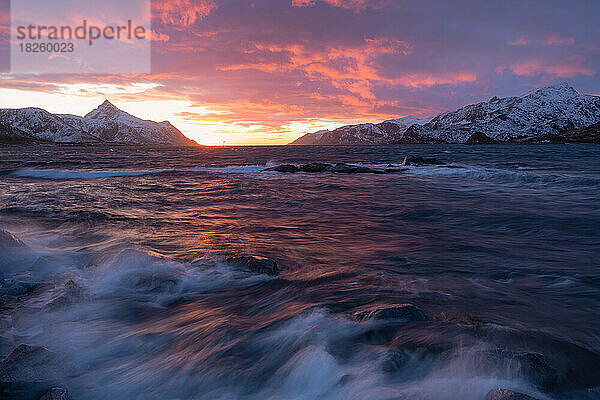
[354,304,431,322]
[0,344,59,383]
[482,389,541,400]
[264,164,300,173]
[332,163,385,174]
[225,256,279,276]
[44,280,85,311]
[402,155,445,166]
[300,163,333,172]
[40,387,67,400]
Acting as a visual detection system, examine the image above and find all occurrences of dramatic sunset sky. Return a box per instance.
[1,0,600,145]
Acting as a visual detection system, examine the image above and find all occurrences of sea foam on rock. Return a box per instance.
[480,349,558,390]
[44,280,85,311]
[354,304,431,322]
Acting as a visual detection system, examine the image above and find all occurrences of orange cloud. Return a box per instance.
[153,0,217,26]
[220,37,413,100]
[292,0,383,12]
[151,30,171,42]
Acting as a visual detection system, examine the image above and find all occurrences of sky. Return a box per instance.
[1,0,600,145]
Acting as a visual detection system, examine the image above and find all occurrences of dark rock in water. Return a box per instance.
[0,279,35,297]
[0,230,26,250]
[40,387,67,400]
[354,304,431,322]
[300,163,333,172]
[382,349,412,373]
[0,344,59,383]
[0,381,54,400]
[264,163,388,174]
[384,167,406,173]
[264,164,299,173]
[480,349,558,390]
[44,280,85,311]
[402,155,445,166]
[466,132,499,144]
[482,389,541,400]
[225,256,279,276]
[332,163,385,174]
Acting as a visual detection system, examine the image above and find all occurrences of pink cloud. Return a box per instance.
[393,73,477,88]
[508,34,574,46]
[510,59,595,78]
[508,36,531,46]
[544,34,574,45]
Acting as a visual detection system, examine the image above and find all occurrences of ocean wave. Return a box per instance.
[8,165,268,180]
[1,227,598,400]
[404,164,600,186]
[10,168,174,179]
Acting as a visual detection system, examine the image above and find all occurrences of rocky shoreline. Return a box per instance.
[263,155,447,174]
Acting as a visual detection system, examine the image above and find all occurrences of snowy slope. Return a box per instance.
[289,83,600,144]
[407,82,600,143]
[0,122,49,144]
[58,100,195,145]
[0,108,100,143]
[0,101,196,145]
[290,115,430,145]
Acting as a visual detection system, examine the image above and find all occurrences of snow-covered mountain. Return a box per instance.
[0,108,100,143]
[59,101,195,145]
[0,101,197,145]
[290,83,600,144]
[290,115,430,145]
[0,122,50,144]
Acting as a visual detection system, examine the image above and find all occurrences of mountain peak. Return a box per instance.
[528,82,579,98]
[85,100,127,119]
[99,99,117,109]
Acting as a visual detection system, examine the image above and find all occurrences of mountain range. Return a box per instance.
[0,101,197,146]
[290,83,600,145]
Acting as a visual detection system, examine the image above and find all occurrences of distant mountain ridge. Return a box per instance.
[290,83,600,144]
[290,115,430,145]
[0,101,197,145]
